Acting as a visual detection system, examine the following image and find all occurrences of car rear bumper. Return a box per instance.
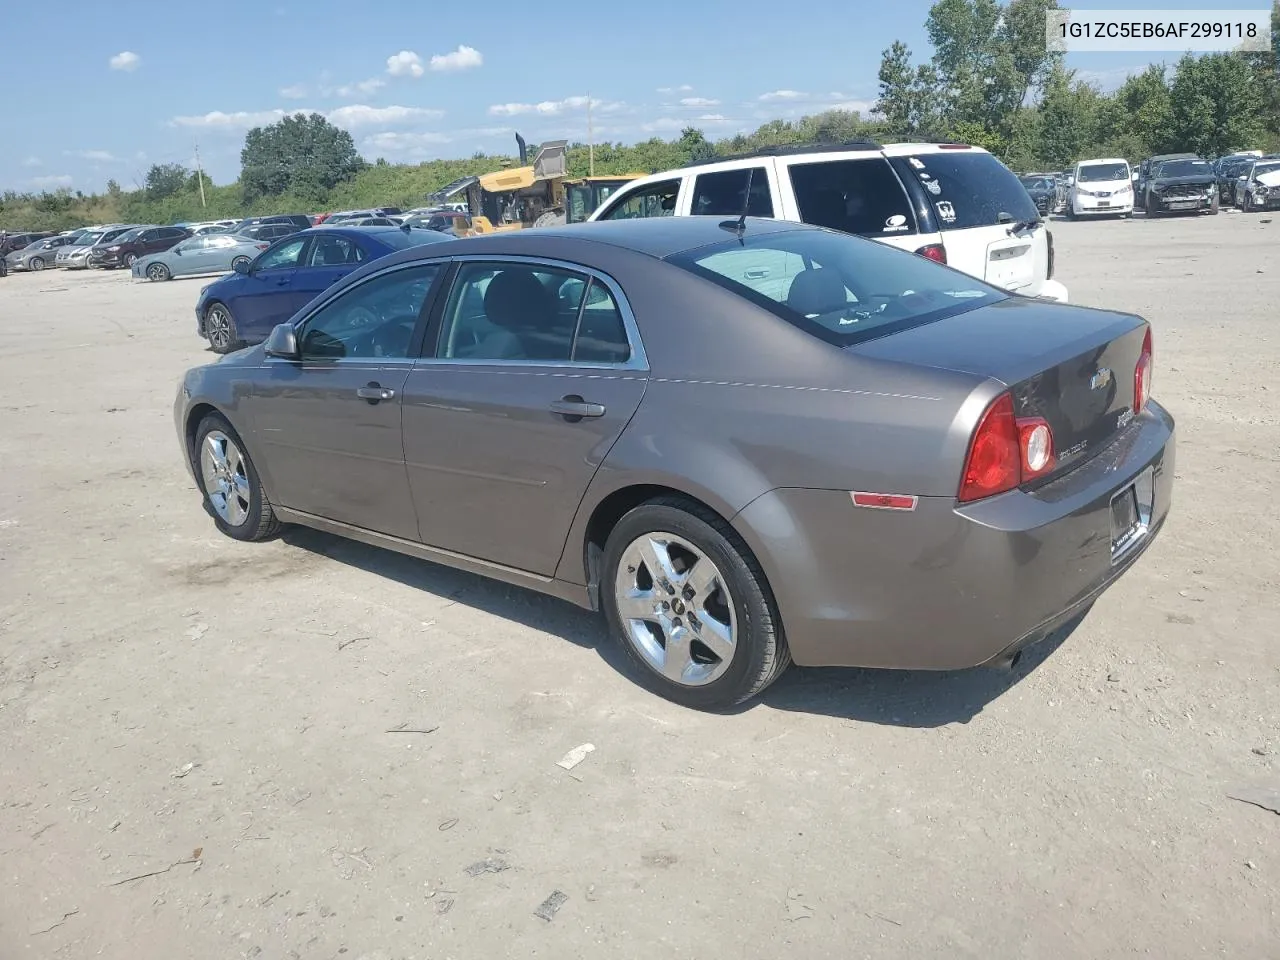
[731,401,1175,670]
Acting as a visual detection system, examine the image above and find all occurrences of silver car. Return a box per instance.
[4,234,80,271]
[132,232,269,282]
[55,224,135,270]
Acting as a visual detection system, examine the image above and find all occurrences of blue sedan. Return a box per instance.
[194,225,454,353]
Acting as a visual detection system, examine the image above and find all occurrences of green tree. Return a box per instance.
[1038,65,1103,167]
[677,126,718,163]
[145,162,189,200]
[240,112,365,203]
[874,41,943,136]
[1101,65,1172,155]
[1169,52,1266,156]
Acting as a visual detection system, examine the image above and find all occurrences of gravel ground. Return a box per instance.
[1,211,1277,960]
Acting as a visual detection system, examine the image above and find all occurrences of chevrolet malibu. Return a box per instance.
[175,217,1174,709]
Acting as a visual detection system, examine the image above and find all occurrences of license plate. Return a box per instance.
[1169,201,1197,209]
[1097,201,1111,207]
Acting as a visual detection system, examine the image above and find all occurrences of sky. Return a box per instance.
[0,0,1248,194]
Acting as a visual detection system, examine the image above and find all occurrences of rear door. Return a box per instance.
[888,147,1046,294]
[684,160,780,219]
[401,257,648,575]
[292,232,367,305]
[776,152,924,254]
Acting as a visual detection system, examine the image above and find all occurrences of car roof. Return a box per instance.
[1077,158,1129,166]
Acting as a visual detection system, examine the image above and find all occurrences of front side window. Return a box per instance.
[437,262,631,364]
[598,179,680,220]
[667,228,1003,347]
[255,237,307,271]
[789,158,914,236]
[307,234,363,267]
[691,167,774,217]
[179,236,210,252]
[298,264,442,360]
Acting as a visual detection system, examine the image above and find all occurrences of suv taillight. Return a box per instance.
[958,393,1057,503]
[1134,327,1153,413]
[914,243,947,264]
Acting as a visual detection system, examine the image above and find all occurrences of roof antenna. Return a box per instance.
[736,166,754,234]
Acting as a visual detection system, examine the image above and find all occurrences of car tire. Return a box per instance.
[204,303,241,354]
[1145,195,1159,218]
[147,262,171,282]
[601,497,791,710]
[123,253,137,267]
[1241,192,1252,213]
[192,413,281,542]
[29,256,45,271]
[1208,196,1219,215]
[1066,203,1077,220]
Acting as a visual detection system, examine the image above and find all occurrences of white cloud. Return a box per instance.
[759,89,806,101]
[327,104,444,128]
[335,77,387,97]
[31,175,73,188]
[657,84,693,94]
[66,149,117,162]
[827,99,874,114]
[680,97,720,107]
[171,109,298,130]
[22,156,41,167]
[109,51,140,72]
[487,95,622,117]
[279,83,308,99]
[386,50,424,78]
[1076,66,1146,91]
[696,114,729,123]
[430,44,483,72]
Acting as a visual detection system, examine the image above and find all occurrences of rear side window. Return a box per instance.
[903,151,1039,230]
[788,158,914,237]
[598,179,680,220]
[691,167,774,217]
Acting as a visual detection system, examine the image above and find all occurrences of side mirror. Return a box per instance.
[174,246,183,255]
[1238,175,1248,181]
[264,323,300,360]
[233,258,251,275]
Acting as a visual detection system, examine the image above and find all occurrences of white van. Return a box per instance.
[1069,158,1134,218]
[588,141,1068,302]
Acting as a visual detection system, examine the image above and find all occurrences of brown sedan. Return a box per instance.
[175,217,1174,709]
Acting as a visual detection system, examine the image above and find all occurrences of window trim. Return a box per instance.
[417,254,649,372]
[264,258,453,366]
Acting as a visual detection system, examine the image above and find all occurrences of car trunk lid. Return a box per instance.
[850,297,1148,479]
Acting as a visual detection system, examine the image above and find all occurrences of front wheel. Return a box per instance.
[193,414,281,541]
[204,303,241,354]
[29,256,46,271]
[147,262,171,281]
[602,498,790,709]
[1208,196,1219,215]
[123,253,137,267]
[1241,192,1253,213]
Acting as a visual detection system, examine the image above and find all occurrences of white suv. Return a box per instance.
[588,141,1068,302]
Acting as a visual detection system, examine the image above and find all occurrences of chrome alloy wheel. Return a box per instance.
[200,430,251,526]
[613,533,737,686]
[206,306,232,350]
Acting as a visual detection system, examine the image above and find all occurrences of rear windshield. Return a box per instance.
[903,151,1039,230]
[1077,162,1129,183]
[787,157,916,237]
[1020,176,1055,190]
[666,227,1004,347]
[1156,159,1211,177]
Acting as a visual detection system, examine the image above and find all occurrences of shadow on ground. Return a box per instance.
[282,526,1077,729]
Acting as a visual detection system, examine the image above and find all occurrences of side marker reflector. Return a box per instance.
[850,492,919,511]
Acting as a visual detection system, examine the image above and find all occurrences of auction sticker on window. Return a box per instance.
[1046,9,1272,52]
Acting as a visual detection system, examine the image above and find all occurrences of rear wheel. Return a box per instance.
[147,262,171,282]
[602,498,790,709]
[193,413,281,542]
[29,255,45,271]
[123,253,137,267]
[1208,196,1219,215]
[205,303,241,354]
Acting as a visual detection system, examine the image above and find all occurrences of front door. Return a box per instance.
[247,260,446,538]
[402,259,647,575]
[234,235,311,343]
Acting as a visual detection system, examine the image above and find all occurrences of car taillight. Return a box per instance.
[958,393,1057,503]
[1134,326,1152,413]
[256,243,269,249]
[915,243,947,263]
[1046,230,1055,280]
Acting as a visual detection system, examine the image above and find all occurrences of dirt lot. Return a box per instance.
[1,212,1277,960]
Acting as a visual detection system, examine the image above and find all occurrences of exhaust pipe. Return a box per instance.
[989,649,1023,671]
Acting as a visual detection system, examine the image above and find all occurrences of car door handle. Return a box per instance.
[275,278,290,286]
[550,395,606,419]
[356,383,395,403]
